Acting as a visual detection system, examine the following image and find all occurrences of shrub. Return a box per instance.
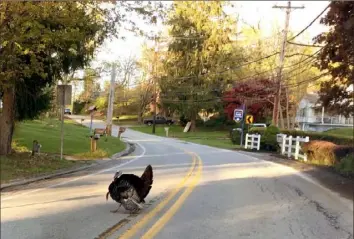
[280,129,353,146]
[302,140,354,167]
[248,127,266,134]
[335,154,354,177]
[262,125,280,151]
[204,115,226,128]
[302,141,338,166]
[247,126,279,151]
[73,101,86,115]
[230,128,241,144]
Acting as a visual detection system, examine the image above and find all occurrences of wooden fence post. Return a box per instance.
[281,135,286,155]
[251,134,254,149]
[287,135,292,158]
[256,135,261,151]
[294,136,300,160]
[245,133,249,149]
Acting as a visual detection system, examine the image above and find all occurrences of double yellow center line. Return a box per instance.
[117,152,203,239]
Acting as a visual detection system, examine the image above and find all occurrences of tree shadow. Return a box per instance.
[2,172,352,239]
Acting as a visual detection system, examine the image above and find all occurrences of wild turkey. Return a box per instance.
[106,165,153,213]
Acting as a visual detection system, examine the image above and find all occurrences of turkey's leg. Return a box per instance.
[110,204,122,213]
[130,198,143,209]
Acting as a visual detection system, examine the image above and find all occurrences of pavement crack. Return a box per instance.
[293,187,304,197]
[309,200,340,230]
[288,223,295,235]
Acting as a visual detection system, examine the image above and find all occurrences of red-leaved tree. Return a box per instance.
[222,78,289,123]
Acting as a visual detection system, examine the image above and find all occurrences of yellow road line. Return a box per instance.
[141,155,203,239]
[96,219,130,239]
[117,155,197,239]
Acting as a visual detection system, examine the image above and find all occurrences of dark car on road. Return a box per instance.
[64,108,72,115]
[143,116,174,126]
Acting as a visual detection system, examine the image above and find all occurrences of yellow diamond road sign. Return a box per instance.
[246,115,253,124]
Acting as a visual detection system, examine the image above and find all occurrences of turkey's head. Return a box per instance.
[114,171,122,180]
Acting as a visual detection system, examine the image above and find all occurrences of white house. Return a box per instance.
[295,93,353,132]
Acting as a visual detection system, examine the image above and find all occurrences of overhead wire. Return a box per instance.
[113,6,331,105]
[286,3,330,47]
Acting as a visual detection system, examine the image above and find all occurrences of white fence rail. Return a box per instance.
[277,134,309,161]
[245,133,261,151]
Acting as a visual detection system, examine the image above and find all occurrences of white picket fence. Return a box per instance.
[277,134,309,161]
[245,133,261,151]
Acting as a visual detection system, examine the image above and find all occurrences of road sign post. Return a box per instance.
[57,85,72,160]
[240,103,246,146]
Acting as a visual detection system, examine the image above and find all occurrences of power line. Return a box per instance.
[287,3,330,42]
[287,41,323,48]
[127,47,320,96]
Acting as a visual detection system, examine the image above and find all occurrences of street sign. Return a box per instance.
[246,115,254,124]
[57,85,72,105]
[233,109,244,122]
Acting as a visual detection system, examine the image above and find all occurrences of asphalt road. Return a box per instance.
[1,115,353,239]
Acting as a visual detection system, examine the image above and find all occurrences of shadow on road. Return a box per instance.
[1,172,353,239]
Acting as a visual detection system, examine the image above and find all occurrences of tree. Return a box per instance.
[222,77,291,123]
[159,1,242,131]
[0,1,153,155]
[135,44,156,123]
[314,1,354,116]
[234,21,324,128]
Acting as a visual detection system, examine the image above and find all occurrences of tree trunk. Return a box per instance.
[137,110,143,124]
[279,101,285,129]
[190,113,196,132]
[0,86,16,155]
[285,88,290,129]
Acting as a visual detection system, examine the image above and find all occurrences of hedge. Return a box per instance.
[246,126,279,151]
[280,129,353,146]
[302,140,354,176]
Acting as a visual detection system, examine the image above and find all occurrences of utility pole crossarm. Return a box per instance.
[273,5,305,9]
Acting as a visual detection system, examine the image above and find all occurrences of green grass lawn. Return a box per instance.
[325,128,354,138]
[133,125,240,150]
[113,115,140,126]
[13,118,126,158]
[0,153,83,184]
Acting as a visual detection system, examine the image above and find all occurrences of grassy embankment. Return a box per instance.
[1,118,126,183]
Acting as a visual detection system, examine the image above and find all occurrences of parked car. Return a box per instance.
[64,108,72,115]
[143,116,174,126]
[249,123,267,128]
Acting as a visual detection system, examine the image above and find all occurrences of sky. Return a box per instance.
[75,1,331,95]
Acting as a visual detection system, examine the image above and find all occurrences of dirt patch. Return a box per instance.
[240,151,354,201]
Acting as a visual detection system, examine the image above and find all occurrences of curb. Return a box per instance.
[0,140,136,191]
[110,141,135,160]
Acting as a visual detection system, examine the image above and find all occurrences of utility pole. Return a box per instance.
[272,1,304,127]
[152,14,158,134]
[240,99,247,147]
[60,86,65,160]
[152,36,158,134]
[106,63,116,136]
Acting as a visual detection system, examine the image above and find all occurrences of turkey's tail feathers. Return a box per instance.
[140,165,153,200]
[106,191,110,201]
[141,165,153,185]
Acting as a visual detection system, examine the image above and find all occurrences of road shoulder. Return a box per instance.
[239,150,354,202]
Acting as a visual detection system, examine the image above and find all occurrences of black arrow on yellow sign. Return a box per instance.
[246,115,253,124]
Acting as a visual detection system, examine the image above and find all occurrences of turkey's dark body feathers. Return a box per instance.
[106,165,153,213]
